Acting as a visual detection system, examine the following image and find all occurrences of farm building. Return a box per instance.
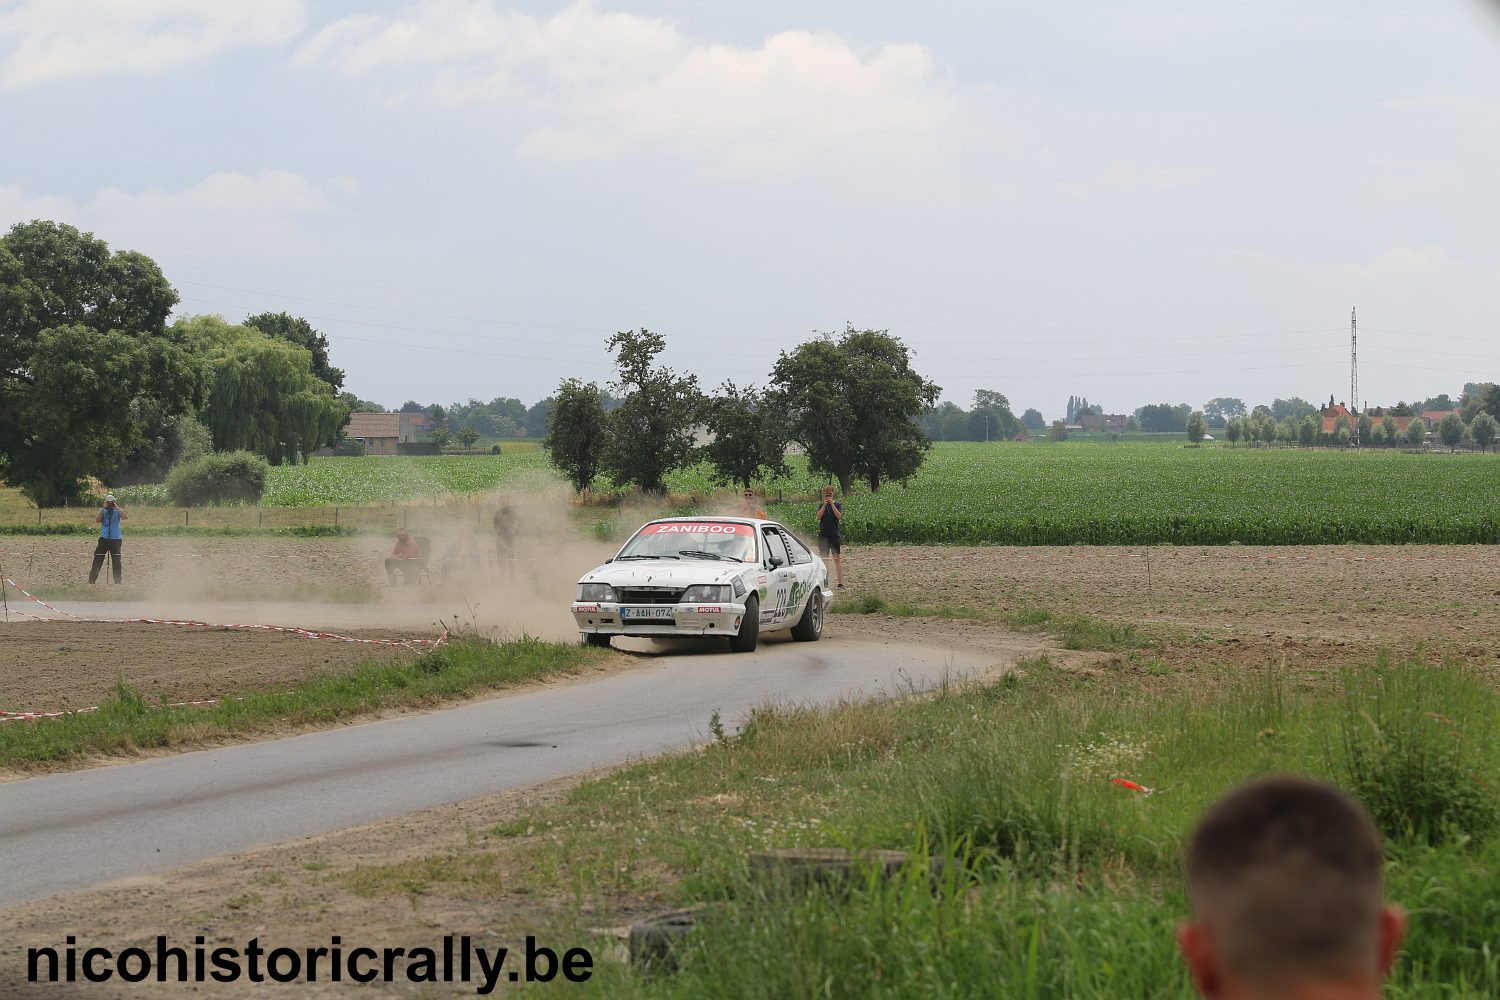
[1078,414,1128,433]
[338,412,427,456]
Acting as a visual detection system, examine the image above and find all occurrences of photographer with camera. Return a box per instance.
[89,493,128,585]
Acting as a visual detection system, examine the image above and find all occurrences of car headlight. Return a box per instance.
[681,585,731,603]
[577,583,617,602]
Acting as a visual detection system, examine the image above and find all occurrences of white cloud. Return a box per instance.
[0,170,340,249]
[1341,245,1453,280]
[296,1,957,168]
[0,0,306,87]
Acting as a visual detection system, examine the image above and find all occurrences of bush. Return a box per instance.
[1339,662,1499,845]
[165,451,269,506]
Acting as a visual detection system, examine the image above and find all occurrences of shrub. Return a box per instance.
[165,451,269,506]
[1338,662,1499,846]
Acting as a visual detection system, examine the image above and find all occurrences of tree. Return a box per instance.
[525,396,554,438]
[1371,421,1388,448]
[0,221,201,504]
[1203,397,1246,428]
[1186,411,1206,444]
[1135,403,1189,433]
[244,312,344,391]
[771,325,940,493]
[1048,420,1068,442]
[1332,414,1353,447]
[399,400,425,413]
[1391,401,1414,416]
[1021,408,1046,431]
[428,426,452,450]
[546,379,608,492]
[1225,420,1242,445]
[1356,413,1373,448]
[1278,419,1297,445]
[104,403,212,485]
[456,427,479,453]
[1470,412,1497,452]
[1298,414,1318,446]
[181,315,345,464]
[1439,412,1465,449]
[338,393,384,413]
[603,329,703,494]
[1417,393,1454,414]
[971,389,1019,440]
[1270,397,1316,421]
[1461,383,1499,424]
[702,382,790,489]
[1406,417,1427,447]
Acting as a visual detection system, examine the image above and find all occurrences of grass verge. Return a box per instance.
[0,636,603,768]
[350,654,1500,997]
[830,590,1146,650]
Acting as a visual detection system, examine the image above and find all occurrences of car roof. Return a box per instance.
[644,515,777,526]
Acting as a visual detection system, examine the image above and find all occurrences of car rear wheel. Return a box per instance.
[791,590,823,642]
[583,632,612,648]
[729,596,760,653]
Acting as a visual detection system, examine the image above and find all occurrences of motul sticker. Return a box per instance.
[641,522,753,536]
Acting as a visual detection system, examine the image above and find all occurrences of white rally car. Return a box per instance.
[571,516,831,652]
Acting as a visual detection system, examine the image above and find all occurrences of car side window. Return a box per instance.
[780,530,808,565]
[761,528,789,567]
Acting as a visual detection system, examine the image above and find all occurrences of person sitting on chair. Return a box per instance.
[385,528,422,586]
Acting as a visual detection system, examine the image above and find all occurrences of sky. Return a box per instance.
[3,0,1499,420]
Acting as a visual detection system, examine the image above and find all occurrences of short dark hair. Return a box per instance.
[1187,776,1384,989]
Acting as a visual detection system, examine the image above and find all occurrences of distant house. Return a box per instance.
[1419,410,1456,429]
[341,412,428,456]
[1079,414,1128,433]
[1320,402,1356,435]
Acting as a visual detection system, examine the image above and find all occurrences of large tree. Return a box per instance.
[244,311,344,391]
[180,315,345,464]
[1134,402,1190,433]
[602,329,703,494]
[702,381,790,489]
[970,389,1020,440]
[0,221,201,504]
[1202,397,1246,428]
[545,378,608,492]
[771,326,940,493]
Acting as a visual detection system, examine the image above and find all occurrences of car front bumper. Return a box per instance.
[571,601,747,638]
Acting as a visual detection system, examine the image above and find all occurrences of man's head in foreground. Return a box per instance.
[1179,776,1405,1000]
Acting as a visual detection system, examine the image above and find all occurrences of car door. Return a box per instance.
[778,529,817,617]
[759,527,793,627]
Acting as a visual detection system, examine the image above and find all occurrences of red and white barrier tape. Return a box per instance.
[0,695,228,724]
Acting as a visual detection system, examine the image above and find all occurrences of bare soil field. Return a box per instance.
[0,621,414,713]
[844,543,1500,671]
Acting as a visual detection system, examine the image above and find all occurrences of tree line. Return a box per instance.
[0,222,350,505]
[545,325,940,495]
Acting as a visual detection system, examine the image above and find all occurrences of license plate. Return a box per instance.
[621,606,675,621]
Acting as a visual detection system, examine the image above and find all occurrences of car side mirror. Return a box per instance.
[604,557,613,563]
[767,556,784,569]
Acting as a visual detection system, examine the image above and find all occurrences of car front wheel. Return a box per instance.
[729,596,760,653]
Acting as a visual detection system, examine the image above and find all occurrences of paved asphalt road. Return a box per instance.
[0,636,988,907]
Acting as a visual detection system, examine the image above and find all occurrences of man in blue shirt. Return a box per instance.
[815,486,845,588]
[89,494,127,584]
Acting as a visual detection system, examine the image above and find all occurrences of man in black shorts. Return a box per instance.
[815,486,844,588]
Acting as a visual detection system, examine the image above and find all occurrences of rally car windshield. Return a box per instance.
[617,522,757,563]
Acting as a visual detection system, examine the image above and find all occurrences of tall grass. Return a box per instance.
[493,657,1500,997]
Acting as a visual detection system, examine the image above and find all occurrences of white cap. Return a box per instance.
[103,494,116,502]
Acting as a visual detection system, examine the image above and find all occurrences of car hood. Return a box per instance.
[579,559,751,591]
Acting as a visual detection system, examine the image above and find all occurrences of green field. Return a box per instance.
[39,441,1500,545]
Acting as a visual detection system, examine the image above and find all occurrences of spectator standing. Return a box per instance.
[385,528,422,586]
[88,494,127,584]
[1178,776,1405,1000]
[492,502,521,578]
[815,486,844,588]
[737,488,767,519]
